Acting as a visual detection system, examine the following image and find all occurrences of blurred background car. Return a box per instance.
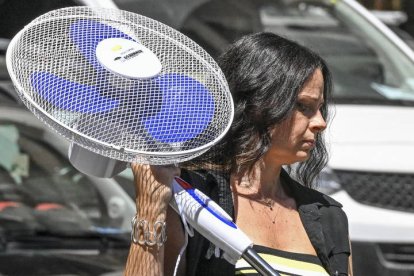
[2,0,414,275]
[0,103,134,276]
[0,85,135,276]
[370,9,414,49]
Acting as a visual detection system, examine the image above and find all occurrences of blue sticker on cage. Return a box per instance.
[143,73,215,143]
[70,19,136,69]
[31,71,119,113]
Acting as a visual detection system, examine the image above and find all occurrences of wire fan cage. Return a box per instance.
[6,7,233,165]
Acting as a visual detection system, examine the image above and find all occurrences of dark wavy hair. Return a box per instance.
[192,32,332,188]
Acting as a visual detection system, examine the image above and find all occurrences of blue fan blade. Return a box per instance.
[70,19,136,70]
[31,71,119,113]
[143,74,215,143]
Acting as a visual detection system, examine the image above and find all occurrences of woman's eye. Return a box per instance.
[296,102,311,112]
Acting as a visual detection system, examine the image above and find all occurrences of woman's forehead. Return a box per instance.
[298,69,324,100]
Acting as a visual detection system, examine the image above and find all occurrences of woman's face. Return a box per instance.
[265,68,327,165]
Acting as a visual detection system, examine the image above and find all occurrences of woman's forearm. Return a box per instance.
[124,211,167,275]
[124,164,178,276]
[124,200,168,275]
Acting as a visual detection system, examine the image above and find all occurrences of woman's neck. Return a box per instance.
[231,161,287,201]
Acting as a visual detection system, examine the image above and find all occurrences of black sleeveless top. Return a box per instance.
[180,169,350,276]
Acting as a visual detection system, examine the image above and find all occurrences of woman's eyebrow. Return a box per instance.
[298,94,324,103]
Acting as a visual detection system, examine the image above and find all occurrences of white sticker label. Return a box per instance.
[96,38,162,79]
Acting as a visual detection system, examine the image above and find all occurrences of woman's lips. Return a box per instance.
[302,140,315,149]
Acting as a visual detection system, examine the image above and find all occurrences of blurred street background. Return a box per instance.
[359,0,414,47]
[1,0,414,276]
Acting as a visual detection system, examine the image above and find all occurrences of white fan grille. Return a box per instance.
[7,7,233,165]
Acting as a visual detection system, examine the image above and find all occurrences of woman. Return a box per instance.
[124,32,352,276]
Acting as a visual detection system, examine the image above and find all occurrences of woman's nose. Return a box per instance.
[310,110,327,132]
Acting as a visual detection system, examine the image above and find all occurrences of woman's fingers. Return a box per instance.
[150,164,181,186]
[131,163,180,203]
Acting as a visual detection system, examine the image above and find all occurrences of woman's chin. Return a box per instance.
[295,151,311,162]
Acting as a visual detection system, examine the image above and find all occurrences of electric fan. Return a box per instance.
[6,7,279,276]
[7,6,232,177]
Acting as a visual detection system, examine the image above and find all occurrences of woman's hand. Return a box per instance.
[131,163,180,220]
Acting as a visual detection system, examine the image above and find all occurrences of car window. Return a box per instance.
[0,38,8,80]
[0,121,128,236]
[116,0,414,105]
[0,0,82,39]
[259,1,391,101]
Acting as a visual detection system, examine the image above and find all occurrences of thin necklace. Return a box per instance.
[263,198,275,210]
[258,178,286,223]
[233,176,285,224]
[263,200,278,224]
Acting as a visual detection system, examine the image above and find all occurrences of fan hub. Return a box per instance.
[96,37,162,79]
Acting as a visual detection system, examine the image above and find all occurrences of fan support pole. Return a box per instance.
[242,247,281,276]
